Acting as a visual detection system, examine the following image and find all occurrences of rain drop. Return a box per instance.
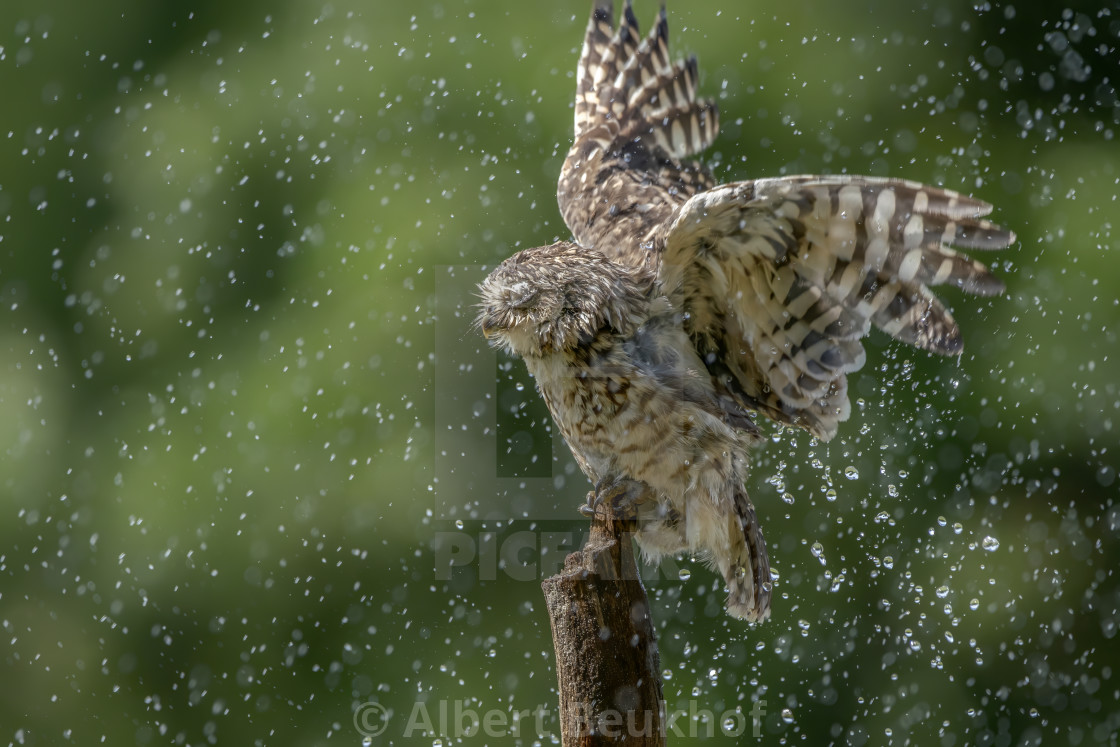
[810,542,826,565]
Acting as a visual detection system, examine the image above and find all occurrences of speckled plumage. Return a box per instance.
[478,1,1015,621]
[479,243,772,619]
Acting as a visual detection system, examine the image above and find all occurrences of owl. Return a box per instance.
[477,0,1014,621]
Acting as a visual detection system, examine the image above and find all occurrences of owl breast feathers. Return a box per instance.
[478,0,1015,621]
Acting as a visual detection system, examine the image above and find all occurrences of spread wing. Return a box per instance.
[558,0,718,269]
[658,176,1017,440]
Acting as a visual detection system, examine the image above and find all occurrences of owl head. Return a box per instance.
[476,242,651,357]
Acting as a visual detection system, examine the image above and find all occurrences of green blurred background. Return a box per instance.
[1,0,1117,744]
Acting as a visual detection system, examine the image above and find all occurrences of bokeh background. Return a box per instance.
[2,0,1117,744]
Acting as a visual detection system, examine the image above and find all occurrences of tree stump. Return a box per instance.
[541,500,664,746]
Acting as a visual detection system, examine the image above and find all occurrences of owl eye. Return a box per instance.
[512,292,538,309]
[508,281,538,309]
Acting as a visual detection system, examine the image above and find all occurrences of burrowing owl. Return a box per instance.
[477,0,1014,621]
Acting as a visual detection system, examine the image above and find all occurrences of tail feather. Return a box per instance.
[723,487,772,621]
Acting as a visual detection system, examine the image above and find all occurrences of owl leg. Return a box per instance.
[578,475,651,518]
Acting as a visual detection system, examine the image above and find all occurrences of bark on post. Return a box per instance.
[541,501,664,746]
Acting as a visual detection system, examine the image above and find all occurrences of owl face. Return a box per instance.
[477,269,564,357]
[476,242,649,357]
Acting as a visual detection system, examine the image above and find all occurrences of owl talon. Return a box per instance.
[582,476,649,519]
[578,493,598,517]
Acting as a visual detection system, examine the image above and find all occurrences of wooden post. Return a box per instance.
[541,499,665,746]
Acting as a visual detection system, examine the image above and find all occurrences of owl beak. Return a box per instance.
[479,310,496,338]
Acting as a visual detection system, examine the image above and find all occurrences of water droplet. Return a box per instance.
[782,491,794,504]
[844,466,859,480]
[678,568,692,580]
[883,556,894,569]
[936,585,950,598]
[887,484,898,497]
[810,542,826,565]
[781,708,795,723]
[969,598,980,611]
[825,488,837,502]
[874,511,890,523]
[981,536,999,552]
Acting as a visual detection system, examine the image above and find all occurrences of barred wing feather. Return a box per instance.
[659,175,1016,440]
